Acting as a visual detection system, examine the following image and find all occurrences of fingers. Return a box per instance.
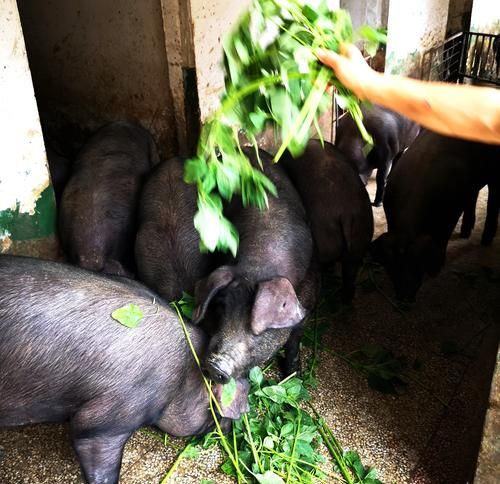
[315,48,340,70]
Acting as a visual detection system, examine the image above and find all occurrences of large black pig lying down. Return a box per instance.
[372,129,500,302]
[59,121,160,277]
[0,255,249,484]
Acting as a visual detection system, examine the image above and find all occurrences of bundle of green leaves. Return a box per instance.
[185,0,386,257]
[214,367,327,483]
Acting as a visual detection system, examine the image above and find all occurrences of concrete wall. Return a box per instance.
[190,0,252,121]
[189,0,340,143]
[470,0,500,33]
[446,0,473,35]
[340,0,389,31]
[385,0,450,77]
[0,0,57,258]
[17,0,178,158]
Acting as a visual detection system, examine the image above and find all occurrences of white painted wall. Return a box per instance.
[386,0,450,76]
[470,0,500,33]
[190,0,252,121]
[0,0,49,216]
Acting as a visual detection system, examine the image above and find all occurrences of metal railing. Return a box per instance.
[422,32,500,86]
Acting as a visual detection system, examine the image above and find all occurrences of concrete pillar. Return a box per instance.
[0,0,58,259]
[386,0,450,77]
[470,0,500,33]
[340,0,389,31]
[189,0,251,122]
[446,0,473,36]
[161,0,199,156]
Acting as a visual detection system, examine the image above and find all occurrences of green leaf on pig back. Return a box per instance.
[221,377,237,408]
[111,304,144,328]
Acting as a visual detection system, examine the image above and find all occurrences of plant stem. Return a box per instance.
[160,441,195,484]
[286,411,301,484]
[273,67,331,162]
[171,303,247,483]
[316,421,354,484]
[243,413,264,473]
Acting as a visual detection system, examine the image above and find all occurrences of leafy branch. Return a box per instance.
[185,0,386,256]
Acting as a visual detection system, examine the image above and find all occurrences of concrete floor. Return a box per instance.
[0,182,498,483]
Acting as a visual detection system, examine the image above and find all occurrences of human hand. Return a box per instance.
[316,43,379,100]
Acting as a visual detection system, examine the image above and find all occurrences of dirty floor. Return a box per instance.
[1,181,498,484]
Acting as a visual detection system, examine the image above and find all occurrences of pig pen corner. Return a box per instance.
[1,0,500,483]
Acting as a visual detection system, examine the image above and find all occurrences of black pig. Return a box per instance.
[45,144,72,203]
[372,130,500,301]
[192,149,319,383]
[59,122,159,276]
[0,255,248,484]
[459,183,499,246]
[336,104,420,206]
[281,139,374,303]
[135,157,214,301]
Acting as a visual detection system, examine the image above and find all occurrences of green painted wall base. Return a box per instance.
[0,186,57,240]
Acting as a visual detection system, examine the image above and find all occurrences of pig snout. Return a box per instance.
[204,353,234,384]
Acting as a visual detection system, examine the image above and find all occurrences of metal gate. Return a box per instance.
[422,31,500,86]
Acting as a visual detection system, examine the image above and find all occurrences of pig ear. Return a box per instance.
[192,266,235,324]
[250,277,306,336]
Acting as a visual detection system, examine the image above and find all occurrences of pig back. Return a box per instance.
[228,148,313,286]
[384,130,499,242]
[59,122,158,271]
[135,157,214,300]
[282,139,374,263]
[0,255,196,426]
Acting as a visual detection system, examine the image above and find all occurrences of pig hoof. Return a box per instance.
[279,356,301,378]
[481,235,494,246]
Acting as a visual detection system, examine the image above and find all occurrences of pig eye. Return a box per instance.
[282,302,286,308]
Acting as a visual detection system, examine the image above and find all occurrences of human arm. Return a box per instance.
[316,44,500,145]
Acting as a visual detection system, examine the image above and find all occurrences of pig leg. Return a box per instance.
[280,326,304,376]
[70,400,133,484]
[340,257,360,304]
[460,190,478,239]
[373,164,391,206]
[71,431,131,484]
[481,184,499,246]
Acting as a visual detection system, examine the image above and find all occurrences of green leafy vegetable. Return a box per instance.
[171,291,195,320]
[219,369,326,483]
[111,304,144,328]
[186,0,383,256]
[221,378,238,408]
